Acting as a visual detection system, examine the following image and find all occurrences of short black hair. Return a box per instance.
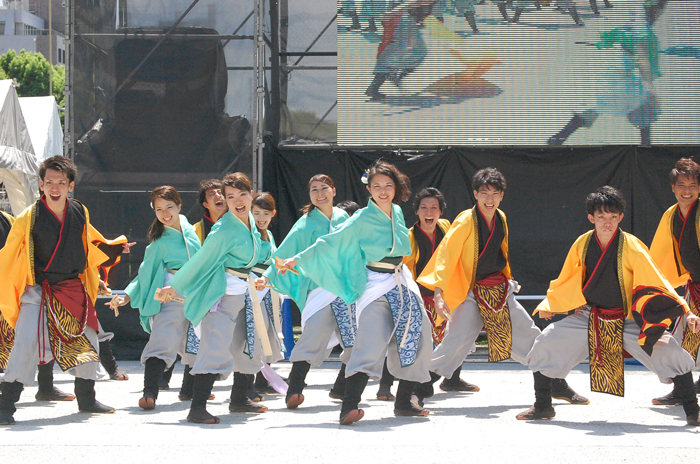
[585,186,626,215]
[336,200,360,216]
[40,156,77,183]
[472,167,506,192]
[198,179,222,209]
[413,187,446,214]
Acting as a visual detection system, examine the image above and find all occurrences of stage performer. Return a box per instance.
[0,210,77,402]
[492,0,585,26]
[241,192,285,399]
[547,2,659,146]
[406,187,480,394]
[0,156,125,425]
[517,186,700,426]
[110,186,202,411]
[365,0,434,100]
[647,158,700,405]
[328,199,398,402]
[416,168,587,406]
[157,173,269,424]
[278,161,434,425]
[256,175,353,410]
[160,179,227,397]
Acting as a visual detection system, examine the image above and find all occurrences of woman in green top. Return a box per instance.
[112,186,201,411]
[158,173,268,424]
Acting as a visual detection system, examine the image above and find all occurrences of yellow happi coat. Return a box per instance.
[403,218,451,279]
[417,207,512,324]
[536,229,688,354]
[649,203,695,288]
[0,200,126,328]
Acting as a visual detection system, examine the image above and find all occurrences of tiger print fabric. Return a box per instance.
[423,296,446,345]
[683,287,700,362]
[0,313,14,369]
[45,293,99,371]
[474,283,512,362]
[587,310,625,397]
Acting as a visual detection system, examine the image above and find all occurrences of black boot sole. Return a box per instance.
[36,388,76,401]
[340,409,364,425]
[286,393,305,409]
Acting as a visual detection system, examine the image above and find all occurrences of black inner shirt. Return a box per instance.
[203,214,215,240]
[475,208,507,282]
[412,222,446,296]
[33,198,87,285]
[673,201,700,282]
[583,228,624,309]
[0,212,11,248]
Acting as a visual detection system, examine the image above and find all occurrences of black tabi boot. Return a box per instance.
[365,73,388,100]
[254,371,275,394]
[511,7,524,23]
[187,373,219,424]
[551,378,590,405]
[640,126,651,147]
[99,340,128,381]
[569,6,584,26]
[246,373,264,402]
[74,378,116,414]
[440,365,480,392]
[35,360,75,401]
[413,371,441,406]
[330,363,347,400]
[517,372,555,420]
[695,376,700,394]
[348,11,361,30]
[340,372,369,425]
[0,381,23,425]
[159,360,175,390]
[497,3,511,22]
[671,372,700,426]
[139,357,166,410]
[534,0,542,10]
[286,361,310,409]
[376,359,395,401]
[230,372,268,413]
[395,380,430,416]
[179,364,195,400]
[548,113,586,145]
[589,0,600,16]
[464,12,479,33]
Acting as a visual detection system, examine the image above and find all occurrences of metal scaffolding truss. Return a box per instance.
[63,0,339,188]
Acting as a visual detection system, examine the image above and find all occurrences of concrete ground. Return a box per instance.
[1,359,698,463]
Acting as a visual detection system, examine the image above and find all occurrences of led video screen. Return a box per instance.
[337,0,699,146]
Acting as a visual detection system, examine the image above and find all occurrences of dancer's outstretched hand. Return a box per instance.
[434,287,452,322]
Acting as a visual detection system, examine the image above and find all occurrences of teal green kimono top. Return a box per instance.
[257,231,277,266]
[168,211,262,326]
[263,207,349,310]
[294,200,411,305]
[125,215,201,333]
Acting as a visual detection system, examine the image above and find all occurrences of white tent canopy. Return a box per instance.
[0,79,39,216]
[19,95,63,164]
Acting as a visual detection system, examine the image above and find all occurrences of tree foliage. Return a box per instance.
[0,49,65,106]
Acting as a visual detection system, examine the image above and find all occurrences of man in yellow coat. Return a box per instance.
[648,158,700,405]
[417,168,586,406]
[518,186,700,426]
[0,156,126,425]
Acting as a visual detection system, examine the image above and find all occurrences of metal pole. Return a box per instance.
[267,0,280,144]
[64,0,74,159]
[48,0,52,97]
[252,0,266,190]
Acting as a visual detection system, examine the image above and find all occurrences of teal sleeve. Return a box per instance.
[124,241,164,333]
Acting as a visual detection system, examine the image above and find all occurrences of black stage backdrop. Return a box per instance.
[87,144,700,359]
[265,145,700,297]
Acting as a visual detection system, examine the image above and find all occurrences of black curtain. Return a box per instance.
[265,145,700,296]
